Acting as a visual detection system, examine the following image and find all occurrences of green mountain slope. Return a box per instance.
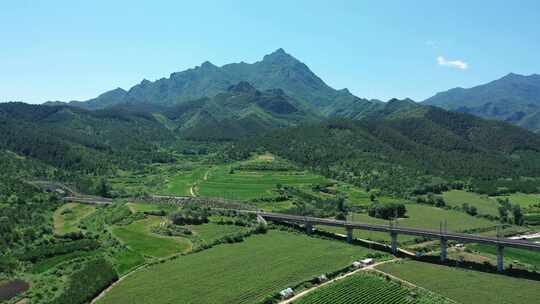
[424,73,540,132]
[159,81,321,140]
[229,101,540,194]
[0,102,175,175]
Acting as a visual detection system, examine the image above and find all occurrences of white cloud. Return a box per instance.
[437,56,468,70]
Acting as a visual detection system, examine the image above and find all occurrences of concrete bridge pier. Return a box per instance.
[390,232,398,255]
[497,244,504,272]
[440,237,447,262]
[305,222,313,234]
[346,227,353,243]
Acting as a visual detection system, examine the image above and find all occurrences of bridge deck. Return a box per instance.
[258,212,540,252]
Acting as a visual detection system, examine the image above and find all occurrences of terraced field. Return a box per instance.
[320,204,496,244]
[98,230,378,304]
[377,260,540,304]
[294,272,453,304]
[112,216,191,258]
[53,203,96,235]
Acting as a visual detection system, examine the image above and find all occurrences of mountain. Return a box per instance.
[158,81,321,140]
[229,101,540,194]
[53,49,381,116]
[424,73,540,131]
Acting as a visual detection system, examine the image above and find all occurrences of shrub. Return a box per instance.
[368,202,407,220]
[50,258,117,304]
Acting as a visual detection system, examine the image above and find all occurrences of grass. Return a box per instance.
[53,203,96,235]
[320,204,496,245]
[98,230,378,304]
[377,260,540,304]
[187,222,249,243]
[468,243,540,269]
[494,193,540,208]
[112,216,191,258]
[126,202,176,213]
[294,271,452,304]
[197,165,328,200]
[112,249,146,275]
[163,167,208,196]
[442,190,499,216]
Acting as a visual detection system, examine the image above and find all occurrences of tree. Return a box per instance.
[498,206,509,223]
[512,204,524,226]
[98,179,110,198]
[435,196,446,208]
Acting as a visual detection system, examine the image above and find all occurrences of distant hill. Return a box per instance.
[424,73,540,132]
[49,49,381,117]
[0,102,175,175]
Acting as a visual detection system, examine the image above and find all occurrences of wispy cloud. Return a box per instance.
[437,56,468,70]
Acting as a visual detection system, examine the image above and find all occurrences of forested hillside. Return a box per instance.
[227,102,540,195]
[0,102,176,190]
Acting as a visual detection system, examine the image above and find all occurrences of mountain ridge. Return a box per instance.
[424,73,540,131]
[49,49,379,117]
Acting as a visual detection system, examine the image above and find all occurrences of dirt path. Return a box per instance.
[280,259,398,304]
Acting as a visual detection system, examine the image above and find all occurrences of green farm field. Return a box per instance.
[377,260,540,304]
[442,190,498,216]
[98,230,379,304]
[320,204,496,244]
[294,271,453,304]
[197,166,328,200]
[468,243,540,269]
[187,222,249,243]
[494,193,540,208]
[53,203,96,235]
[112,216,191,258]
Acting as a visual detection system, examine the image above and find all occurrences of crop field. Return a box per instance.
[468,243,540,269]
[494,193,540,208]
[112,216,191,258]
[197,165,328,200]
[442,190,498,216]
[126,202,176,213]
[377,260,540,304]
[294,271,453,304]
[187,222,249,243]
[112,249,146,275]
[98,230,377,304]
[163,166,208,196]
[53,203,96,235]
[319,204,496,244]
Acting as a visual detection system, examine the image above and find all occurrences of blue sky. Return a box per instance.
[1,0,539,103]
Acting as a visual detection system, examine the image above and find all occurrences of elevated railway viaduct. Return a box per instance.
[62,194,540,272]
[257,212,540,272]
